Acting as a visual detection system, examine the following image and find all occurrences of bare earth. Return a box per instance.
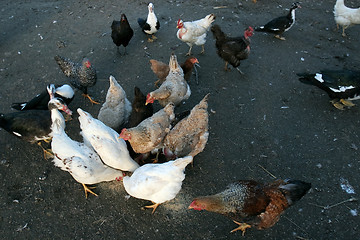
[0,0,359,239]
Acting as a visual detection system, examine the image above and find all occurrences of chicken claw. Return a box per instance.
[82,93,99,105]
[200,45,205,54]
[145,202,160,214]
[37,142,53,160]
[82,183,98,198]
[230,221,251,236]
[340,99,355,107]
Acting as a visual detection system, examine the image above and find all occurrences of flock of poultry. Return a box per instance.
[1,0,360,236]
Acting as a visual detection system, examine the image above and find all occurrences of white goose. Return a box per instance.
[51,110,123,198]
[78,108,139,172]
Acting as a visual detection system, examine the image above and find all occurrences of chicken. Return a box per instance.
[211,24,254,74]
[11,84,74,111]
[255,2,301,40]
[150,57,199,86]
[189,179,311,235]
[54,55,98,104]
[334,0,360,37]
[176,14,216,56]
[78,108,139,172]
[163,94,209,160]
[123,155,193,213]
[51,117,123,198]
[146,53,191,107]
[111,13,134,54]
[127,86,154,128]
[138,3,160,42]
[297,69,360,110]
[0,85,72,159]
[119,102,175,154]
[97,75,132,132]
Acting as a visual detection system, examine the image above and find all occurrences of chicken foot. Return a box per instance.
[144,202,160,214]
[82,93,100,105]
[147,35,157,42]
[274,35,286,41]
[186,46,193,56]
[37,141,53,160]
[82,183,98,198]
[230,220,251,236]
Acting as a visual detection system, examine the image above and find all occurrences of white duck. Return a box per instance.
[51,117,124,198]
[97,75,132,131]
[123,156,193,213]
[78,108,139,172]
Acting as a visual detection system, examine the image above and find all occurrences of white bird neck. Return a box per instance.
[51,109,66,133]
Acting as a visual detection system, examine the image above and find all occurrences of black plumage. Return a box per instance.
[127,87,153,128]
[11,84,74,111]
[111,14,134,54]
[255,2,301,40]
[297,69,360,109]
[211,24,254,73]
[54,55,98,104]
[137,3,160,42]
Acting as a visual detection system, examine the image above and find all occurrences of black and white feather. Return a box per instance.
[137,3,160,40]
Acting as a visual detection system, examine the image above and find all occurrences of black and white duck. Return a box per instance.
[138,3,160,42]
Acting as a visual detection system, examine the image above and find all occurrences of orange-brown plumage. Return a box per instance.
[189,179,311,235]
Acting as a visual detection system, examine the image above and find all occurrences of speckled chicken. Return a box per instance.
[146,53,191,107]
[97,75,132,131]
[123,156,193,213]
[54,55,98,104]
[150,57,199,86]
[119,102,175,154]
[189,179,311,235]
[163,94,209,160]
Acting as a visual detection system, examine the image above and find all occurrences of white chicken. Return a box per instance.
[78,108,139,172]
[176,14,216,56]
[334,0,360,37]
[51,118,123,198]
[123,156,193,213]
[97,75,132,132]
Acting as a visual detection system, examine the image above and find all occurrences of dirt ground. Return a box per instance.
[0,0,359,239]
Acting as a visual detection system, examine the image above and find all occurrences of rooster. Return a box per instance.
[150,57,199,86]
[189,179,311,235]
[297,69,360,110]
[138,3,160,42]
[111,13,134,54]
[334,0,360,37]
[176,14,216,56]
[146,53,191,107]
[211,24,254,74]
[255,2,301,40]
[54,55,98,104]
[123,156,193,213]
[163,94,209,160]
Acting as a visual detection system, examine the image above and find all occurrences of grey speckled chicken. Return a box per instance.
[54,55,98,104]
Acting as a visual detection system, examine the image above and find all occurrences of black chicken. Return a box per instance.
[297,69,360,110]
[127,87,154,128]
[11,84,74,111]
[111,14,134,55]
[211,24,254,74]
[255,2,301,40]
[54,55,98,104]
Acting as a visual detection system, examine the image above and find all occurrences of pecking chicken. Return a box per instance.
[189,179,311,235]
[51,117,123,198]
[176,14,216,56]
[78,108,139,172]
[211,24,254,74]
[123,156,193,213]
[255,2,301,40]
[334,0,360,37]
[163,94,209,160]
[146,53,191,107]
[127,86,154,128]
[111,13,134,54]
[138,3,160,42]
[297,69,360,110]
[119,102,175,155]
[11,84,74,111]
[150,57,199,86]
[97,75,132,132]
[54,55,98,104]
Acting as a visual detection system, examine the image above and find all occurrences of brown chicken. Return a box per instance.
[189,179,311,235]
[146,53,191,107]
[150,57,199,86]
[119,103,175,154]
[162,94,209,160]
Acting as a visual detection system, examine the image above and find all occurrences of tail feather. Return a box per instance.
[173,156,193,169]
[279,179,311,206]
[137,18,146,28]
[11,102,27,111]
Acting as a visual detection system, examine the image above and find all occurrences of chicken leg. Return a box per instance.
[186,46,193,56]
[82,183,98,198]
[145,202,160,214]
[230,221,251,236]
[37,142,53,159]
[82,93,99,105]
